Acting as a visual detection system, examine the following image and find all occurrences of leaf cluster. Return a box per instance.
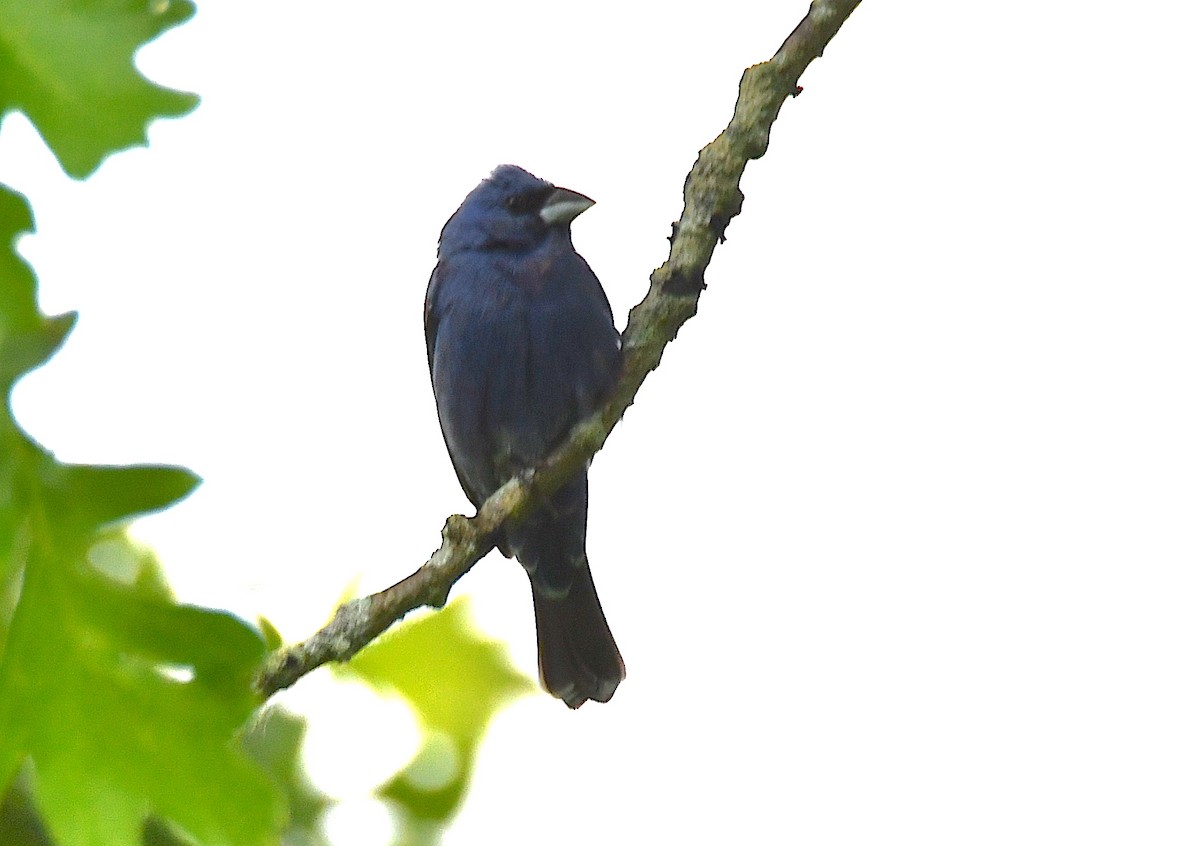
[1,4,533,844]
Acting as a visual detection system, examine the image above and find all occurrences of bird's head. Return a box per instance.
[438,164,595,255]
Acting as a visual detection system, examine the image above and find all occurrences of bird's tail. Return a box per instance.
[532,560,624,709]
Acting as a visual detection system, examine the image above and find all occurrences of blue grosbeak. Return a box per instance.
[425,165,624,708]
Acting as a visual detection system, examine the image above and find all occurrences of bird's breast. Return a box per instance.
[508,254,555,296]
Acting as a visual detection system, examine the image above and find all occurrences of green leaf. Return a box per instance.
[0,768,54,846]
[256,616,284,653]
[2,179,283,845]
[0,6,291,841]
[345,598,534,742]
[340,598,534,826]
[5,696,331,846]
[0,0,199,178]
[0,186,75,394]
[0,531,284,846]
[0,528,283,844]
[242,708,332,846]
[41,461,201,532]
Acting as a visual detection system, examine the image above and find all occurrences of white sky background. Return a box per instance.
[3,1,1199,843]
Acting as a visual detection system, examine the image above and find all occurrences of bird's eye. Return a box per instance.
[505,194,531,213]
[504,190,546,215]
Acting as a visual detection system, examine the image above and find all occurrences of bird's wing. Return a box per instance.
[423,262,444,374]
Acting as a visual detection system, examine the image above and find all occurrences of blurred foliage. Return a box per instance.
[341,598,535,841]
[0,429,284,846]
[0,767,52,846]
[1,4,536,845]
[0,0,199,178]
[241,708,333,846]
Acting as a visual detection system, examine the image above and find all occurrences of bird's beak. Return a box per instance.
[540,186,595,225]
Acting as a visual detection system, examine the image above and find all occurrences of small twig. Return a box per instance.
[255,0,863,698]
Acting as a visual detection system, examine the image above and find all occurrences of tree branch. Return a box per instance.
[254,0,863,699]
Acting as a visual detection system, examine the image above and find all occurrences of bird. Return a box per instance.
[424,164,625,708]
